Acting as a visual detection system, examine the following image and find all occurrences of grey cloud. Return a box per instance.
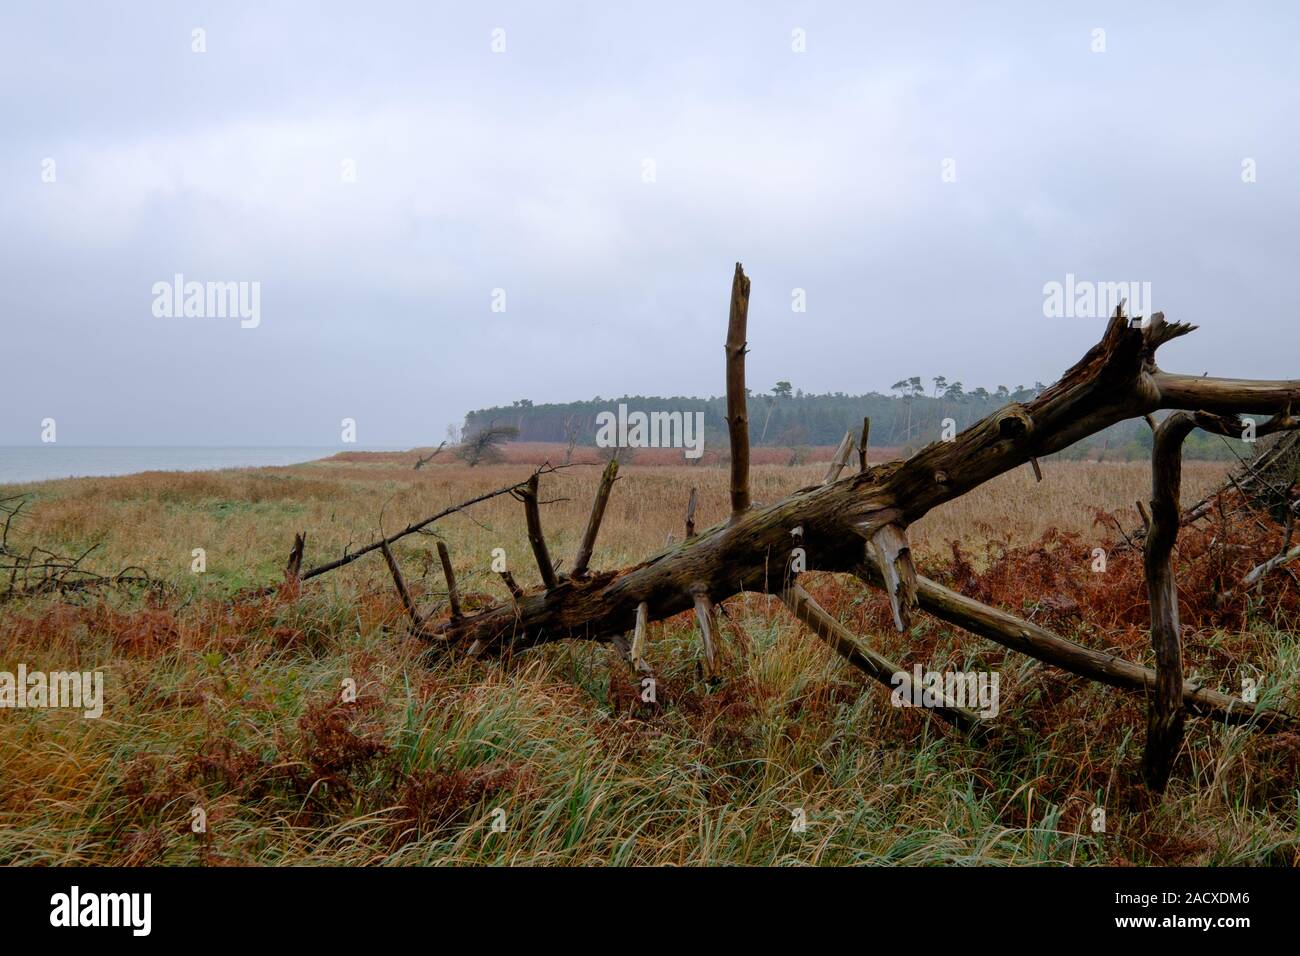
[1,1,1297,445]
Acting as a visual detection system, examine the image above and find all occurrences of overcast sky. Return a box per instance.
[3,1,1297,446]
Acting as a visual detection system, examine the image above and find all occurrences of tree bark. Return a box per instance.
[781,583,983,731]
[572,457,618,578]
[520,473,558,590]
[1142,412,1197,791]
[725,262,752,521]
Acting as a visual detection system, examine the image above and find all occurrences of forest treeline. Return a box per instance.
[463,378,1247,461]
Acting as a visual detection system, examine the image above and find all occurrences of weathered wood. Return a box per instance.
[436,540,462,620]
[858,417,871,471]
[685,487,698,540]
[520,473,559,590]
[380,540,421,627]
[1244,542,1300,587]
[1150,372,1300,415]
[823,430,855,485]
[781,584,982,731]
[628,600,650,671]
[692,590,721,680]
[572,457,619,578]
[853,560,1298,732]
[867,523,917,632]
[725,262,752,522]
[1142,412,1197,791]
[1029,457,1043,482]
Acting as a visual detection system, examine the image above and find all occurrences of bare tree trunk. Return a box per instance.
[1141,412,1197,790]
[725,263,752,522]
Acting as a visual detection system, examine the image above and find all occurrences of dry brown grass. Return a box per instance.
[9,454,1230,595]
[3,451,1294,867]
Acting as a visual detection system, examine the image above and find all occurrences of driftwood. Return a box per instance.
[380,264,1300,790]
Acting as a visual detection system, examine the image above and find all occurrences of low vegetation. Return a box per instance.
[1,452,1297,866]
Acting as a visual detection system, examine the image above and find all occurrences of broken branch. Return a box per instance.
[853,561,1297,732]
[572,457,619,578]
[520,473,559,591]
[823,430,855,485]
[692,590,721,681]
[781,583,981,731]
[380,540,422,628]
[437,540,463,620]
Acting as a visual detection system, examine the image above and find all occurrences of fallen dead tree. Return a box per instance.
[373,264,1300,792]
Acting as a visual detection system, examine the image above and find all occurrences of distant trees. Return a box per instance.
[461,378,1164,459]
